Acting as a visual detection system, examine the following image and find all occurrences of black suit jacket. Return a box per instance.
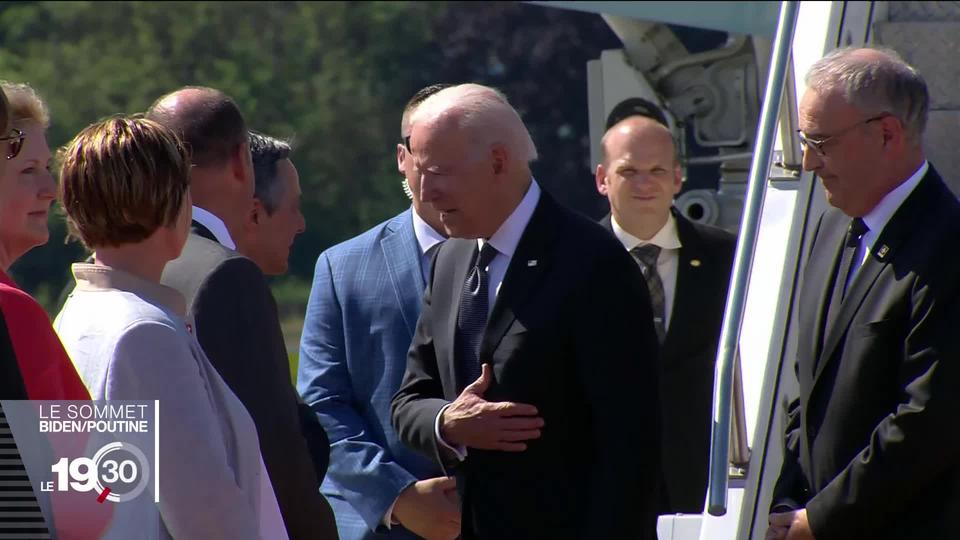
[392,192,661,540]
[601,210,735,513]
[161,222,338,540]
[772,167,960,539]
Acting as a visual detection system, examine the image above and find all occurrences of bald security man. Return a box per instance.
[595,110,735,514]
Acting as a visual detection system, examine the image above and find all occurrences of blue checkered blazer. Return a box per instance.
[298,209,442,539]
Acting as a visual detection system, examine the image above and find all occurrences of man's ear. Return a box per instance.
[595,164,609,196]
[880,115,904,151]
[251,199,265,225]
[233,141,254,190]
[491,144,508,176]
[671,164,683,195]
[397,143,406,175]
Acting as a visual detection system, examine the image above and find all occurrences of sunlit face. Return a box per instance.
[798,88,890,217]
[596,118,681,225]
[409,119,499,239]
[246,159,305,275]
[399,118,444,233]
[0,121,55,263]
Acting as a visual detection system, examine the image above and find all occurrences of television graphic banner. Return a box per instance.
[2,400,160,539]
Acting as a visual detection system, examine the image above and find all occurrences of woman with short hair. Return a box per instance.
[55,116,286,539]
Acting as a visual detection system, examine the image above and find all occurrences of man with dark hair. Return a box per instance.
[148,87,338,540]
[298,84,458,540]
[236,132,306,276]
[595,106,735,514]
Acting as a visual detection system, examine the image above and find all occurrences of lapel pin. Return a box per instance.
[527,260,538,267]
[877,245,889,258]
[690,259,702,267]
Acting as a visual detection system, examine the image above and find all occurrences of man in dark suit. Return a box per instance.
[595,105,735,514]
[298,84,460,540]
[767,47,960,540]
[146,87,338,540]
[391,83,661,539]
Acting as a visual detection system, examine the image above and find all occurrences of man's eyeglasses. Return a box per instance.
[796,113,889,157]
[402,135,411,153]
[0,128,25,160]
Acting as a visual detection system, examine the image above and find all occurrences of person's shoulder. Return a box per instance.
[0,281,47,319]
[550,201,626,255]
[0,283,62,341]
[168,231,262,284]
[64,289,179,337]
[205,253,268,290]
[323,210,409,260]
[687,219,736,245]
[179,232,244,267]
[678,214,737,254]
[920,167,960,222]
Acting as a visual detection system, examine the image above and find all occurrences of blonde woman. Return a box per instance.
[55,117,286,539]
[0,82,89,400]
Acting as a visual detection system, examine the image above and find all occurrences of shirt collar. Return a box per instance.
[411,207,446,256]
[191,206,236,250]
[481,180,542,258]
[72,263,187,317]
[610,212,682,252]
[861,160,928,241]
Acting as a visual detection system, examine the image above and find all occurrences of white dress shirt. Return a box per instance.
[479,180,542,312]
[192,206,236,249]
[412,207,447,284]
[611,212,682,330]
[434,180,542,460]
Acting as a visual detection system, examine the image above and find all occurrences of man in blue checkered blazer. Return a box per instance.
[297,85,459,540]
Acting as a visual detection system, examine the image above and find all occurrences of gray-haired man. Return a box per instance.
[768,47,960,540]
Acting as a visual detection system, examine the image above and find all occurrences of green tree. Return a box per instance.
[2,1,621,316]
[2,1,446,302]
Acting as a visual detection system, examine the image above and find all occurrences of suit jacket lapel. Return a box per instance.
[810,222,847,368]
[480,195,556,359]
[437,240,477,393]
[599,213,613,234]
[812,170,938,387]
[813,252,886,384]
[381,210,424,338]
[663,212,708,359]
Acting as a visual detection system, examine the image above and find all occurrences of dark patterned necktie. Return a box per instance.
[0,402,51,538]
[825,217,870,339]
[456,242,498,388]
[839,217,869,299]
[631,244,666,343]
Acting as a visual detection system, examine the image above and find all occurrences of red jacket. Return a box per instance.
[0,270,88,400]
[0,270,115,538]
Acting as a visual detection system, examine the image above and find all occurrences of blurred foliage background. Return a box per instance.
[1,1,621,376]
